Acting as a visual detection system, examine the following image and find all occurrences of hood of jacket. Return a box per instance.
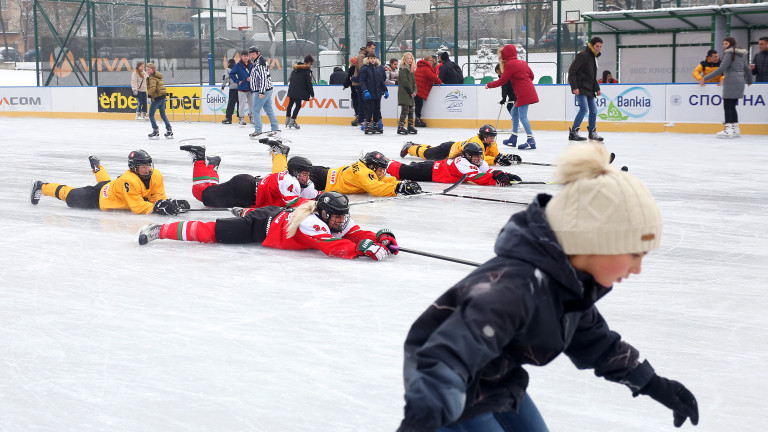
[725,46,749,57]
[293,62,311,70]
[494,194,609,299]
[500,44,518,62]
[151,71,163,80]
[363,57,380,67]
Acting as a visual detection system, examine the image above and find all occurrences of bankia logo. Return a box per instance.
[596,86,653,121]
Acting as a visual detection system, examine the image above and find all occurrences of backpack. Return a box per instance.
[452,63,463,84]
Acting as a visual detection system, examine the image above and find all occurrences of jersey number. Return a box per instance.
[124,182,130,193]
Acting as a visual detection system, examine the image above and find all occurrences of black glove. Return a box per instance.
[171,199,190,210]
[395,180,422,196]
[499,99,506,105]
[153,199,180,215]
[494,154,522,166]
[639,375,699,428]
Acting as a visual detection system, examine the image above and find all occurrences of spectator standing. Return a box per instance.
[598,70,619,84]
[700,36,753,138]
[413,55,442,128]
[285,55,315,130]
[352,42,377,129]
[248,46,280,138]
[397,52,418,135]
[221,58,240,124]
[385,58,400,85]
[345,56,361,125]
[751,36,768,82]
[329,66,347,85]
[230,50,253,126]
[358,52,388,134]
[567,36,604,142]
[131,61,148,120]
[437,51,462,84]
[146,63,172,139]
[486,44,539,150]
[692,50,723,84]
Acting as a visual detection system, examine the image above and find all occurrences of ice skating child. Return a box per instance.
[130,61,148,120]
[146,63,173,139]
[397,143,698,431]
[494,63,518,146]
[358,52,388,134]
[396,52,418,135]
[486,44,538,149]
[285,55,315,129]
[30,150,186,215]
[221,58,240,124]
[137,192,396,262]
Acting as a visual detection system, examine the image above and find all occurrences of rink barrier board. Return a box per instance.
[1,84,766,135]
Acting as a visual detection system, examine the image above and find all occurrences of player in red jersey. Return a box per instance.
[386,142,522,186]
[137,191,396,261]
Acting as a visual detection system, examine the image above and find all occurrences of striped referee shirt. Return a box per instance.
[249,56,273,94]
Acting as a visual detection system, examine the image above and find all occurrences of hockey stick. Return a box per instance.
[349,173,468,207]
[389,245,480,267]
[182,207,229,212]
[520,161,556,167]
[441,193,529,205]
[494,102,503,130]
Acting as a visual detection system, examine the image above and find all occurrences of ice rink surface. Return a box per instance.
[1,116,766,431]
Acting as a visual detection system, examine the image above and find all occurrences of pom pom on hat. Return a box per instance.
[545,143,662,255]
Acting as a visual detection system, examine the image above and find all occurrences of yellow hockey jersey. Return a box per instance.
[99,169,167,214]
[323,161,398,197]
[447,135,501,166]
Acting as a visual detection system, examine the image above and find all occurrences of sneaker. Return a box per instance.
[30,180,43,205]
[164,130,174,139]
[221,118,232,124]
[88,155,101,173]
[502,134,517,147]
[179,145,206,162]
[138,223,162,245]
[568,127,587,141]
[260,138,290,156]
[588,129,604,142]
[518,137,536,150]
[148,129,159,139]
[206,156,221,171]
[400,142,414,158]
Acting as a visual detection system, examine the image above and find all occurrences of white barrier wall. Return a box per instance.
[1,84,766,134]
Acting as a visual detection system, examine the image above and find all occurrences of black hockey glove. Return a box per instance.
[395,180,422,196]
[153,199,180,216]
[499,99,506,105]
[171,199,191,210]
[638,374,699,428]
[494,154,522,166]
[376,229,398,254]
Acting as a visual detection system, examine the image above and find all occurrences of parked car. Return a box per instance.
[97,46,140,58]
[415,37,454,50]
[477,38,499,49]
[251,38,328,56]
[513,37,536,47]
[0,47,21,62]
[537,27,586,50]
[24,49,39,62]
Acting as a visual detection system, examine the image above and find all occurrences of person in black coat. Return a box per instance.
[437,51,461,84]
[329,66,347,85]
[568,36,604,142]
[285,55,315,130]
[358,52,388,133]
[398,143,699,432]
[344,57,360,125]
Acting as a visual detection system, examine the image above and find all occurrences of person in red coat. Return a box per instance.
[486,44,539,150]
[413,56,442,128]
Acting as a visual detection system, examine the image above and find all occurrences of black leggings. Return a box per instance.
[286,99,302,119]
[395,161,434,182]
[421,142,453,160]
[415,96,425,118]
[723,98,738,123]
[309,166,330,190]
[201,174,258,208]
[65,181,109,209]
[214,206,283,244]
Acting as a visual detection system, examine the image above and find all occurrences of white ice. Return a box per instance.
[0,115,766,432]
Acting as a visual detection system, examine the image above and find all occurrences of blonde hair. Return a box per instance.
[285,200,318,238]
[146,63,156,71]
[400,52,414,71]
[496,47,505,73]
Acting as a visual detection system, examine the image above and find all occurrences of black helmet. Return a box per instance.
[248,46,260,54]
[287,156,313,187]
[361,151,390,171]
[128,149,153,181]
[462,142,484,164]
[316,192,350,233]
[478,124,497,140]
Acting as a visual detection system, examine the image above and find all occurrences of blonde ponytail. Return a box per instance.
[285,200,318,238]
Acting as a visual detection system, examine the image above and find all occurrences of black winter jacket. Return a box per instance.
[329,67,347,85]
[568,45,601,97]
[399,194,655,431]
[287,62,314,101]
[752,50,768,82]
[438,59,462,84]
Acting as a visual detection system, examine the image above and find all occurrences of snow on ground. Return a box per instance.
[0,116,766,431]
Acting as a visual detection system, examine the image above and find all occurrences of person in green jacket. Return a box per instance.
[397,52,418,135]
[146,63,173,139]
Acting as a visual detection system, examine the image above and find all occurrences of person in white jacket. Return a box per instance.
[131,62,149,120]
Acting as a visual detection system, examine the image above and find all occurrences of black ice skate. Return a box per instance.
[148,129,160,139]
[407,126,418,134]
[30,180,43,205]
[260,138,290,156]
[88,155,101,173]
[568,127,587,141]
[400,142,414,158]
[206,156,221,171]
[179,145,206,163]
[588,128,604,142]
[164,130,174,139]
[397,125,408,135]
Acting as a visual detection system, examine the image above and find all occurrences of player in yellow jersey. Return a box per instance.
[30,150,187,215]
[308,151,422,197]
[399,125,521,167]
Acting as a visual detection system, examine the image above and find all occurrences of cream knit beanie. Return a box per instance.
[545,143,662,255]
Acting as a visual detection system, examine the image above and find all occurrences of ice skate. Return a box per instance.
[502,134,517,147]
[351,119,359,127]
[260,138,290,156]
[588,128,604,142]
[88,155,101,173]
[290,119,300,130]
[206,156,221,171]
[397,125,408,135]
[415,118,426,128]
[518,136,536,150]
[239,118,247,127]
[179,145,206,162]
[30,180,43,205]
[568,127,587,141]
[164,130,174,139]
[364,122,374,135]
[221,118,232,124]
[716,124,735,139]
[148,129,160,139]
[400,142,414,158]
[138,223,162,245]
[407,125,418,134]
[135,113,142,120]
[285,117,291,128]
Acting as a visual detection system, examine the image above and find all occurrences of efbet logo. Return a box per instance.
[596,87,653,121]
[205,87,228,113]
[442,89,468,112]
[99,91,137,110]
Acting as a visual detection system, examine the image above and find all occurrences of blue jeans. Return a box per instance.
[252,88,279,133]
[439,395,549,432]
[572,94,597,131]
[148,97,171,131]
[510,104,532,135]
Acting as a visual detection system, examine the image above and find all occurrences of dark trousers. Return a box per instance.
[214,206,283,244]
[365,98,382,123]
[286,99,302,119]
[136,91,147,114]
[396,161,434,182]
[356,87,367,123]
[225,88,240,120]
[415,96,425,118]
[350,86,359,115]
[309,166,330,190]
[723,98,738,123]
[64,181,109,209]
[422,142,453,160]
[200,174,258,208]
